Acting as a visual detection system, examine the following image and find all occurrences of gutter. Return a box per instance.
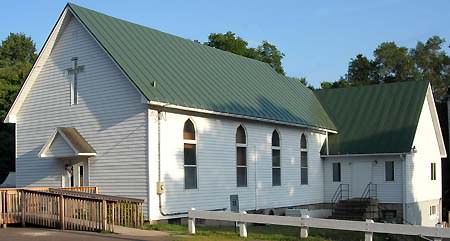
[149,101,337,134]
[321,152,410,158]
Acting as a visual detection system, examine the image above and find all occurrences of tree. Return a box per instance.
[292,77,314,90]
[256,41,285,75]
[0,33,37,118]
[0,33,36,183]
[205,32,285,75]
[319,36,450,100]
[320,77,349,89]
[411,36,450,99]
[347,54,379,86]
[373,42,416,83]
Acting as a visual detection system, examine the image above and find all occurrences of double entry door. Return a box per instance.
[63,160,87,187]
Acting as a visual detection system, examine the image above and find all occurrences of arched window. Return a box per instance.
[183,119,197,189]
[300,134,308,185]
[272,130,281,186]
[236,125,247,187]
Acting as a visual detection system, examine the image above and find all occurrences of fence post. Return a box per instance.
[59,194,65,230]
[300,214,309,239]
[239,211,247,238]
[102,200,107,231]
[188,208,196,235]
[434,223,444,241]
[364,219,374,241]
[21,191,25,227]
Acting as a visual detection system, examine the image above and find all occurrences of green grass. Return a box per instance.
[144,223,422,241]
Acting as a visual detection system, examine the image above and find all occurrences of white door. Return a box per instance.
[351,161,372,198]
[62,161,87,187]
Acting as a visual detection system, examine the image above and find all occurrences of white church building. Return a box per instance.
[3,3,446,226]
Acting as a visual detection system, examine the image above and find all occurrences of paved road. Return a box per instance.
[0,227,170,241]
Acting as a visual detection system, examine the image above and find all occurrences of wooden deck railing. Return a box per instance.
[0,187,143,232]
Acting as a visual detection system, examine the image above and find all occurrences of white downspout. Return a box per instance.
[401,154,407,224]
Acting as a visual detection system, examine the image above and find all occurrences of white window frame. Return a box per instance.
[332,162,341,182]
[183,119,197,190]
[431,162,437,181]
[300,134,308,185]
[272,130,281,186]
[236,125,247,187]
[430,205,437,216]
[385,161,395,182]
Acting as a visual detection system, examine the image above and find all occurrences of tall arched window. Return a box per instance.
[300,134,308,185]
[272,130,281,186]
[236,125,247,187]
[183,119,197,189]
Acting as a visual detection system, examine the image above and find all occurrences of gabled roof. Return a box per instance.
[61,3,335,131]
[39,127,96,158]
[315,81,431,155]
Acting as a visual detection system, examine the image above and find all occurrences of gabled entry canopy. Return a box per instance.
[39,127,96,158]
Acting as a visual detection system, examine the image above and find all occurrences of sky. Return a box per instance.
[1,0,449,87]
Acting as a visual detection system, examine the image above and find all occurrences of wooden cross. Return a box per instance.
[66,57,84,105]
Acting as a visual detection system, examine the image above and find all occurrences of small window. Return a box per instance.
[431,163,437,180]
[184,119,197,189]
[272,130,281,186]
[332,163,341,182]
[300,134,308,185]
[385,161,394,182]
[236,125,247,187]
[430,205,437,216]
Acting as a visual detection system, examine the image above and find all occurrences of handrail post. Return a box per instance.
[239,211,247,238]
[364,219,374,241]
[300,214,309,239]
[434,223,444,241]
[102,200,107,231]
[21,190,25,227]
[59,194,65,230]
[188,208,196,234]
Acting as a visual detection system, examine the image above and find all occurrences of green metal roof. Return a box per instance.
[67,3,336,131]
[315,81,429,155]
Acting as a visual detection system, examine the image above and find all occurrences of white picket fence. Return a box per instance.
[187,208,450,241]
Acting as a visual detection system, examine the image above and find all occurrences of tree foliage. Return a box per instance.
[0,33,36,118]
[205,31,285,75]
[320,36,450,100]
[0,33,36,183]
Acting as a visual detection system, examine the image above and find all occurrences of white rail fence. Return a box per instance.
[187,208,449,241]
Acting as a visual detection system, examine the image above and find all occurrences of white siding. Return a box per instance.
[47,133,75,157]
[15,14,148,213]
[405,92,442,204]
[148,110,327,220]
[323,156,403,203]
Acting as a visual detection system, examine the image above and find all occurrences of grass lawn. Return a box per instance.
[145,223,422,241]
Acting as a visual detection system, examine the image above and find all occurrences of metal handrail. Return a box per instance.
[361,182,377,199]
[331,184,349,209]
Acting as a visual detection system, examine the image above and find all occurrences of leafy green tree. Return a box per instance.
[411,36,450,99]
[293,77,314,90]
[256,41,285,75]
[0,33,36,183]
[0,33,36,118]
[319,36,450,99]
[373,42,416,83]
[205,32,285,75]
[320,77,349,89]
[347,54,379,86]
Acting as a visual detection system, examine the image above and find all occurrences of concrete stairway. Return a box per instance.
[331,198,379,221]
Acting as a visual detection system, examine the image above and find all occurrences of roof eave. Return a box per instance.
[148,100,338,133]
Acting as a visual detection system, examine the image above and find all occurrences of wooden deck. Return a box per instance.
[0,187,144,232]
